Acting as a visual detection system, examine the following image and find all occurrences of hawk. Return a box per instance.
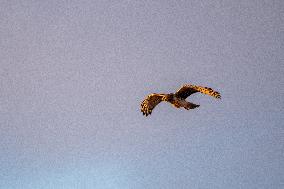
[141,84,221,116]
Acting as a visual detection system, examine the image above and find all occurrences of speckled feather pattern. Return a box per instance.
[141,84,221,116]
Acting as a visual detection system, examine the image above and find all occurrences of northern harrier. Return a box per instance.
[141,84,221,116]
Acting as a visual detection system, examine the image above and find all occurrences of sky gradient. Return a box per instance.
[1,0,283,188]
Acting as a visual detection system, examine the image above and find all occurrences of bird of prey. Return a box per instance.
[141,84,221,116]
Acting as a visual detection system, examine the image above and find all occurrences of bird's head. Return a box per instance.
[163,93,175,102]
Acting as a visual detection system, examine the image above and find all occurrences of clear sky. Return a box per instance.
[1,0,283,188]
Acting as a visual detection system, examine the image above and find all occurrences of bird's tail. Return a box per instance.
[190,85,221,99]
[185,102,200,110]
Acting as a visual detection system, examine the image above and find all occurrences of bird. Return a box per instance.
[141,84,221,116]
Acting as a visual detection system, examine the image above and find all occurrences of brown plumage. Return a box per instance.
[141,84,221,116]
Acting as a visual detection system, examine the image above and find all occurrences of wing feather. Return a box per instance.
[141,93,165,116]
[175,85,221,99]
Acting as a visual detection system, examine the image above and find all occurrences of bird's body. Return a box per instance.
[141,84,221,116]
[162,94,191,109]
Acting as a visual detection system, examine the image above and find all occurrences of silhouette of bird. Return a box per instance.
[141,84,221,116]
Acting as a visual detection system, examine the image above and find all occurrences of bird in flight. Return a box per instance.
[141,84,221,116]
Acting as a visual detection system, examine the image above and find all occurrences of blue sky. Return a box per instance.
[1,0,283,188]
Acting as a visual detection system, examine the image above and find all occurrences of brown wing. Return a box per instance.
[175,84,221,99]
[141,93,165,116]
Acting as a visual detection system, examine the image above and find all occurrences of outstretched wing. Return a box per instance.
[175,84,221,99]
[141,93,165,116]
